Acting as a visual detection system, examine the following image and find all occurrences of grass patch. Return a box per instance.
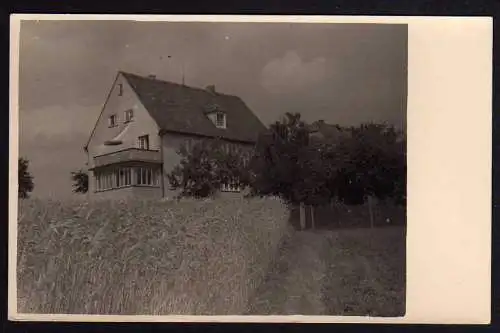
[321,226,406,316]
[17,196,292,315]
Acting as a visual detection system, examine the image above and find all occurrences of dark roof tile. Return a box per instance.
[121,72,266,143]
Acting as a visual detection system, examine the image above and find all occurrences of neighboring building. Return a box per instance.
[84,71,267,200]
[308,120,349,144]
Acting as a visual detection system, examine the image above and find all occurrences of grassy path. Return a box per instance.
[245,227,406,316]
[321,227,406,316]
[245,231,329,315]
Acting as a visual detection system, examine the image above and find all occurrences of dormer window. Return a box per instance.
[204,103,226,129]
[215,112,226,129]
[108,114,117,127]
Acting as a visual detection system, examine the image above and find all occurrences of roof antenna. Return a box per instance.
[181,62,185,86]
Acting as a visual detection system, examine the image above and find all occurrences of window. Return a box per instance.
[185,139,193,153]
[230,144,239,155]
[124,168,132,185]
[95,166,159,191]
[96,170,115,191]
[243,151,252,166]
[138,135,150,150]
[118,83,123,96]
[136,167,159,186]
[124,109,134,123]
[221,179,241,193]
[108,114,117,127]
[215,112,226,129]
[96,174,101,190]
[116,167,132,187]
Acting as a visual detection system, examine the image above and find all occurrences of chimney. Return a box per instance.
[148,74,157,80]
[205,85,216,95]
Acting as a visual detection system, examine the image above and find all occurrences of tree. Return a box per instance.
[167,139,249,198]
[335,123,406,205]
[249,112,333,229]
[18,157,34,199]
[249,115,407,229]
[248,112,312,204]
[71,169,89,194]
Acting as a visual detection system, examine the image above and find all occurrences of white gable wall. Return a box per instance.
[86,73,161,161]
[86,73,161,194]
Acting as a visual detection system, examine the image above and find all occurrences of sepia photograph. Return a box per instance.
[8,13,493,325]
[13,17,409,318]
[12,17,408,319]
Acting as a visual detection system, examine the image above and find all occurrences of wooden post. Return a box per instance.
[299,202,306,230]
[368,195,374,229]
[310,205,315,230]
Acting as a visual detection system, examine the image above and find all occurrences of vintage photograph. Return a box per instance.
[14,18,407,317]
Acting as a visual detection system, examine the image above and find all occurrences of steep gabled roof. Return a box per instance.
[121,72,267,144]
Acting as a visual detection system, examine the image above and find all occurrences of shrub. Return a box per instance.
[167,140,250,199]
[71,169,89,194]
[18,157,34,199]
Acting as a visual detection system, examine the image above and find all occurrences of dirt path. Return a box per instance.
[245,230,329,315]
[245,227,406,316]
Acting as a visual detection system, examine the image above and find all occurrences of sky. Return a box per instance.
[17,20,407,199]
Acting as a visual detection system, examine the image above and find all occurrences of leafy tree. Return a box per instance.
[335,123,406,205]
[71,169,89,194]
[248,112,316,205]
[167,139,249,198]
[249,115,406,208]
[18,157,34,199]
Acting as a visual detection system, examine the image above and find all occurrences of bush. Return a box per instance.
[18,157,34,199]
[167,140,250,199]
[71,169,89,194]
[17,197,292,315]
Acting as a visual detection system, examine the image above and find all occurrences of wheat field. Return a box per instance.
[16,196,292,315]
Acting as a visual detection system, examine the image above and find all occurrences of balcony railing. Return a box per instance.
[92,148,161,168]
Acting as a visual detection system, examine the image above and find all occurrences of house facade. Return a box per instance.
[84,71,267,200]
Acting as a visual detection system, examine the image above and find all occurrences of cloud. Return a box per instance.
[260,51,327,94]
[19,104,98,144]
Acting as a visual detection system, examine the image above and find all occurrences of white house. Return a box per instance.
[84,71,267,200]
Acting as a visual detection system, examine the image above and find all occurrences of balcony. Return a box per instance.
[92,148,161,169]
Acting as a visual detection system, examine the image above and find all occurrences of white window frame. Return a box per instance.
[124,109,134,123]
[136,166,159,186]
[215,112,226,129]
[138,135,150,150]
[116,167,132,187]
[124,167,132,186]
[108,114,117,128]
[97,170,114,191]
[95,166,160,191]
[221,179,241,193]
[185,139,193,153]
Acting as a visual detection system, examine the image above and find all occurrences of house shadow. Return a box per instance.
[288,202,406,231]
